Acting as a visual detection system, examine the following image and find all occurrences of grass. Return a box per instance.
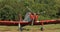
[0,24,60,32]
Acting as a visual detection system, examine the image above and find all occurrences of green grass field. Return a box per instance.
[0,24,60,32]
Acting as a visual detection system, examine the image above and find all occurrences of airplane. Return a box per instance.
[0,12,60,32]
[0,6,60,32]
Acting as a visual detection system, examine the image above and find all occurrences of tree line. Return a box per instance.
[0,0,60,21]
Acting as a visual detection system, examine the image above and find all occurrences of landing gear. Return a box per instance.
[18,23,23,32]
[19,25,23,32]
[41,26,44,31]
[41,21,44,31]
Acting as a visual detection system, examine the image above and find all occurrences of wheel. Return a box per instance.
[41,27,44,31]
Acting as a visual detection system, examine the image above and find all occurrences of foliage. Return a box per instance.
[0,0,60,21]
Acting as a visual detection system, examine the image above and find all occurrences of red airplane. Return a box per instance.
[0,12,60,31]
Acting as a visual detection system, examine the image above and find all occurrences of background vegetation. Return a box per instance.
[0,0,60,21]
